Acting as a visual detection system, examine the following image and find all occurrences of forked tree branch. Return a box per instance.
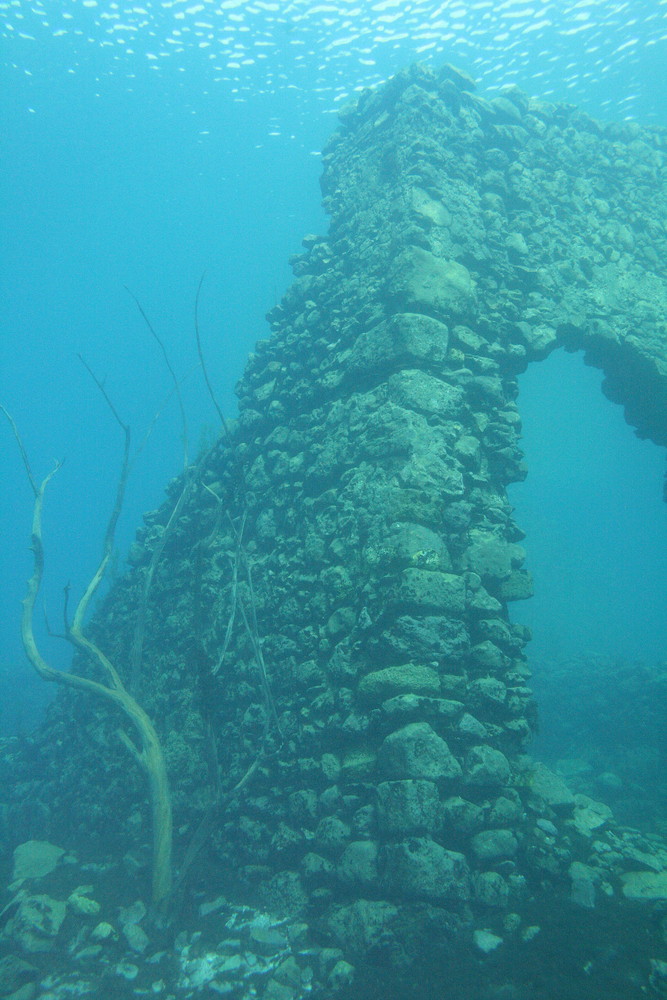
[1,403,173,918]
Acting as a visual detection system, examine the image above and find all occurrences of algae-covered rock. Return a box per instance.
[381,520,452,571]
[464,745,511,787]
[524,761,576,812]
[469,640,507,672]
[348,312,450,374]
[67,887,101,916]
[358,664,441,701]
[498,569,534,602]
[410,186,452,227]
[328,959,355,990]
[379,615,468,662]
[468,676,507,710]
[376,779,439,835]
[123,921,150,954]
[337,840,379,886]
[91,921,118,941]
[569,861,597,909]
[381,694,464,720]
[440,796,485,834]
[326,899,399,958]
[471,828,519,862]
[397,568,466,613]
[474,871,510,908]
[383,837,471,901]
[385,370,463,421]
[572,794,613,836]
[263,978,296,1000]
[12,841,65,882]
[388,247,477,319]
[0,955,38,995]
[464,533,516,581]
[379,722,461,781]
[620,871,667,900]
[473,928,504,953]
[341,748,377,779]
[6,894,67,953]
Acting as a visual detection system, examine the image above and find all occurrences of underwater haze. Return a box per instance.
[1,0,666,746]
[2,4,667,1000]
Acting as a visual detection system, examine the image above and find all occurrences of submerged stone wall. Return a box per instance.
[210,62,667,926]
[2,62,667,992]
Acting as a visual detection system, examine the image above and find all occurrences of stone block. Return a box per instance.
[470,640,508,672]
[379,722,462,781]
[439,796,485,835]
[464,745,511,787]
[381,694,464,720]
[348,312,450,375]
[12,841,65,882]
[470,828,518,862]
[464,534,513,580]
[620,871,667,900]
[379,615,469,662]
[388,247,477,319]
[397,568,466,614]
[358,664,441,702]
[5,894,67,953]
[338,840,379,886]
[383,837,471,901]
[376,779,439,835]
[326,899,399,958]
[474,871,510,907]
[499,569,534,601]
[385,370,463,420]
[383,521,452,571]
[524,762,575,812]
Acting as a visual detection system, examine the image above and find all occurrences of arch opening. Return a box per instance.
[510,348,667,829]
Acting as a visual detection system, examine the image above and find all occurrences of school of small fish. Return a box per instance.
[1,0,666,124]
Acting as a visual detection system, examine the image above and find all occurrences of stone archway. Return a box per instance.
[3,62,667,998]
[508,345,667,832]
[212,60,667,980]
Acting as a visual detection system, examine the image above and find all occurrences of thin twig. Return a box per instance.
[194,273,233,449]
[129,466,197,693]
[125,287,189,469]
[211,509,246,676]
[78,354,128,435]
[130,363,199,474]
[237,575,283,739]
[62,582,71,635]
[0,403,39,496]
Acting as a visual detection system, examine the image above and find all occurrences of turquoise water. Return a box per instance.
[1,1,666,737]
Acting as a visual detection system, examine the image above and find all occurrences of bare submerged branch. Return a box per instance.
[194,273,233,450]
[77,354,129,436]
[125,286,190,469]
[0,402,40,497]
[129,464,197,693]
[131,363,199,474]
[7,408,173,917]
